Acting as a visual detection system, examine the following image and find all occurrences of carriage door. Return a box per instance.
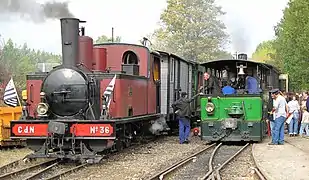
[153,56,161,113]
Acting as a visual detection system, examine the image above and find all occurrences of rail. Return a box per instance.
[147,143,216,180]
[0,158,89,180]
[0,159,58,180]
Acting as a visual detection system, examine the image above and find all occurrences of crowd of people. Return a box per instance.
[268,90,309,145]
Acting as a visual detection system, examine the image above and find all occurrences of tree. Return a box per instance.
[274,0,309,91]
[251,40,283,70]
[252,40,275,62]
[95,35,121,44]
[150,0,229,62]
[213,50,233,59]
[0,38,61,94]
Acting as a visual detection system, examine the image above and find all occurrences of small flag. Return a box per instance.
[103,75,116,110]
[3,78,19,107]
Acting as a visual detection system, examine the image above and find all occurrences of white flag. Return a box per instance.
[3,78,19,107]
[103,75,116,110]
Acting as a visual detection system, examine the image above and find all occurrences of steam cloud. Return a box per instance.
[0,0,74,23]
[228,18,250,53]
[149,116,169,135]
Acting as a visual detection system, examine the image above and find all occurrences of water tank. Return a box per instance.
[93,47,107,71]
[78,36,93,70]
[238,53,248,60]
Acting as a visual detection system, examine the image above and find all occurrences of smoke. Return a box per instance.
[0,0,74,23]
[149,116,169,135]
[229,20,250,53]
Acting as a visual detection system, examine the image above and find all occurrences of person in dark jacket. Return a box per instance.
[199,72,222,96]
[172,92,202,144]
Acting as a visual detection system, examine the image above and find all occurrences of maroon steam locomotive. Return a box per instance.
[10,18,167,163]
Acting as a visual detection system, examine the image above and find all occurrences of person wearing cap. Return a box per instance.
[199,72,221,96]
[172,91,202,144]
[269,89,288,145]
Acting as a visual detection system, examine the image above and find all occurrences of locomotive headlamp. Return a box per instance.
[206,102,215,113]
[36,103,49,116]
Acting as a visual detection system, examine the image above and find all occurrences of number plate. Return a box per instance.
[70,124,114,137]
[12,124,48,136]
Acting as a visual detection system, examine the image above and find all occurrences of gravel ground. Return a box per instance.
[220,145,259,180]
[0,148,32,167]
[213,145,241,170]
[166,147,213,180]
[63,136,207,180]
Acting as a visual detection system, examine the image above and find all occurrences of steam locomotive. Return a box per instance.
[9,18,175,163]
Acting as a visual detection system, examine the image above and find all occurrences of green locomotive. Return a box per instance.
[197,54,286,142]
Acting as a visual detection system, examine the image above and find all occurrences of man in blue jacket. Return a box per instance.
[245,76,261,94]
[222,81,236,95]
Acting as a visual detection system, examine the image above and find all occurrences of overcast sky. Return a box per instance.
[0,0,288,57]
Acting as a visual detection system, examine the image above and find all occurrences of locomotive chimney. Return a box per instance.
[60,18,85,66]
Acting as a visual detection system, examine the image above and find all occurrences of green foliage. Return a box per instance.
[252,40,275,62]
[95,35,121,44]
[251,40,284,70]
[150,0,229,62]
[0,38,61,97]
[274,0,309,91]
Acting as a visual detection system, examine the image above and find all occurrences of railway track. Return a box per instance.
[0,157,89,180]
[147,143,267,180]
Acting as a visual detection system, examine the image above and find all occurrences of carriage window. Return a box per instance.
[122,51,138,64]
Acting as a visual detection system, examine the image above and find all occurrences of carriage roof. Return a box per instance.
[200,59,280,73]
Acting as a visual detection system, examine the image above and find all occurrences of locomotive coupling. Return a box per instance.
[48,121,66,135]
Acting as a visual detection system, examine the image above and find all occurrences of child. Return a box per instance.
[299,106,309,137]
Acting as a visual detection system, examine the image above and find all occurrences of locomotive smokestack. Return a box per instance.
[60,18,84,66]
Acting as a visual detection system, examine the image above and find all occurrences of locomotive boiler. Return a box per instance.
[10,18,165,163]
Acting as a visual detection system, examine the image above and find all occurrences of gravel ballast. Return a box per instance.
[63,136,206,180]
[220,145,259,180]
[0,148,32,167]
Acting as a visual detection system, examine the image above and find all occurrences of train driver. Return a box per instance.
[199,72,221,96]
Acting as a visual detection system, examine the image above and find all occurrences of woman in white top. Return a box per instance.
[287,95,300,136]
